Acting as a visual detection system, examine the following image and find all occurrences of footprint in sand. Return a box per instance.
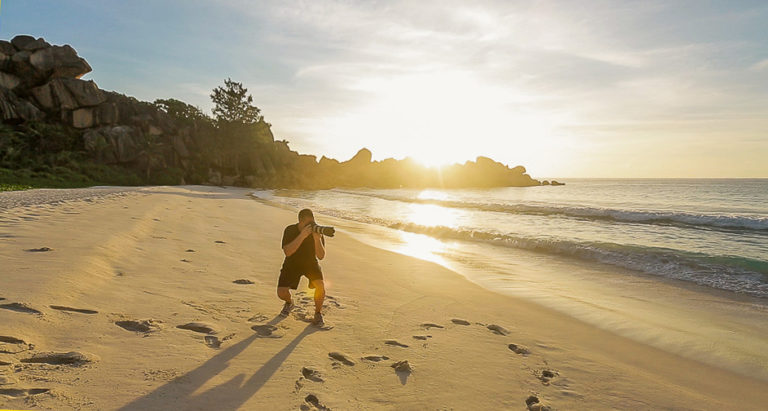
[116,319,161,333]
[24,247,52,252]
[412,335,432,340]
[328,352,355,366]
[487,324,510,335]
[0,336,33,354]
[420,323,444,329]
[251,324,283,338]
[301,394,330,411]
[525,395,552,411]
[248,314,269,323]
[451,318,471,325]
[508,343,530,355]
[214,240,226,244]
[0,374,17,384]
[384,340,409,348]
[50,305,98,315]
[361,355,390,362]
[0,388,51,398]
[0,302,41,315]
[391,360,413,373]
[21,351,92,366]
[185,249,195,252]
[177,322,216,334]
[233,279,255,285]
[248,314,270,323]
[537,369,559,385]
[204,335,221,348]
[301,366,324,382]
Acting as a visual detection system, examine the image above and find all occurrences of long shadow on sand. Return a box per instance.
[119,316,318,411]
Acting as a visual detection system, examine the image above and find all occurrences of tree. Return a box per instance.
[154,98,210,124]
[210,78,262,125]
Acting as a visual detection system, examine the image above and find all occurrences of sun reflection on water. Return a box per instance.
[405,202,458,227]
[396,197,459,265]
[395,231,448,266]
[416,189,451,201]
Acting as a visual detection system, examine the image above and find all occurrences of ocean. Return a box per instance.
[256,178,768,298]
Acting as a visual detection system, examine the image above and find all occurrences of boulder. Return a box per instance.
[207,169,222,185]
[94,102,119,125]
[0,40,15,56]
[63,107,95,128]
[10,51,35,79]
[106,126,140,163]
[10,35,50,52]
[171,134,190,157]
[0,54,11,73]
[345,148,372,165]
[0,87,43,123]
[62,78,105,107]
[29,45,92,79]
[83,128,107,152]
[0,72,21,90]
[31,78,76,110]
[83,126,140,163]
[31,78,106,111]
[148,125,162,136]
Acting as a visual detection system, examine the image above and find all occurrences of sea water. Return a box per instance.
[254,179,768,379]
[261,179,768,298]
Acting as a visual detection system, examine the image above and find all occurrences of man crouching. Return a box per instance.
[277,208,326,325]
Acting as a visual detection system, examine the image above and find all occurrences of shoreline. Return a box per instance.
[1,185,766,410]
[255,189,768,382]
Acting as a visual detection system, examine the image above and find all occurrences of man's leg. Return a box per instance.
[277,286,293,316]
[277,286,292,303]
[311,280,325,313]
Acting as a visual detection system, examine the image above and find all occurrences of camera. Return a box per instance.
[310,222,335,237]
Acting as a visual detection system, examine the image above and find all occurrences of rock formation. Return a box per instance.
[0,34,561,188]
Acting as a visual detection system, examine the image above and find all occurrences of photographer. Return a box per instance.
[277,208,331,325]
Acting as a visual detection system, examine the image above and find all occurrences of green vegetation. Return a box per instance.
[0,183,34,192]
[0,122,145,188]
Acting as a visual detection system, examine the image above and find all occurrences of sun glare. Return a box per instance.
[405,203,458,227]
[414,155,451,168]
[311,70,564,173]
[395,231,448,266]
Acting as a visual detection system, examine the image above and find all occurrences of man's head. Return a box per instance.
[298,208,315,227]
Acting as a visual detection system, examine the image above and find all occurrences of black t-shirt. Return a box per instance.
[281,223,324,270]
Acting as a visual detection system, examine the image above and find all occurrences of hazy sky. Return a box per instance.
[2,1,767,177]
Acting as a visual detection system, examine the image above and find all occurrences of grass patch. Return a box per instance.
[0,183,34,192]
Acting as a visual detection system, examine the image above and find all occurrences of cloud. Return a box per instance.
[750,58,768,71]
[181,1,768,175]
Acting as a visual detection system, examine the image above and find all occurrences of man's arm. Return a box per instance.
[283,225,312,257]
[313,233,325,260]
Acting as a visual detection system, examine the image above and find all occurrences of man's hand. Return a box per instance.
[300,224,313,238]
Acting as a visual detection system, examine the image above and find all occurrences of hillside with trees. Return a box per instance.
[0,35,552,189]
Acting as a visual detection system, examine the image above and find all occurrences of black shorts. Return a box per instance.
[278,264,323,290]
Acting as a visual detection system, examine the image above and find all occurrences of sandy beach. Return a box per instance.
[1,185,767,410]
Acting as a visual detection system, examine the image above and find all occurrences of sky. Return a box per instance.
[1,0,767,178]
